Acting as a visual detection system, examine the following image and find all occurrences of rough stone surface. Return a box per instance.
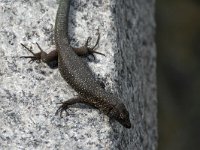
[0,0,157,149]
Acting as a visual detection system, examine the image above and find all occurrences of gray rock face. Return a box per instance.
[0,0,157,149]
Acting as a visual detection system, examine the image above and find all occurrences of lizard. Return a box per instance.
[21,0,131,128]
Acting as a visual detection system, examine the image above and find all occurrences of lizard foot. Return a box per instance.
[55,97,82,117]
[20,43,48,63]
[72,29,105,60]
[85,35,105,59]
[55,101,70,117]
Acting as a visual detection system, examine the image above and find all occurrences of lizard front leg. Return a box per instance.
[55,97,83,117]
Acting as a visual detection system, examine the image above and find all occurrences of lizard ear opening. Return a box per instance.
[108,108,117,118]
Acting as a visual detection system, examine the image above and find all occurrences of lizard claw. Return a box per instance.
[72,29,105,60]
[55,101,69,117]
[20,43,47,63]
[86,30,105,57]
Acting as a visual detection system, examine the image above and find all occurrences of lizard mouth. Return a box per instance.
[125,122,131,128]
[117,118,131,128]
[122,121,131,128]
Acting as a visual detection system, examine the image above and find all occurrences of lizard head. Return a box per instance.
[108,103,131,128]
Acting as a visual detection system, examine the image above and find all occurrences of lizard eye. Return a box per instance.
[120,113,124,119]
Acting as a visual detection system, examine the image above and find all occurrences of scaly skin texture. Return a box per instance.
[21,0,131,128]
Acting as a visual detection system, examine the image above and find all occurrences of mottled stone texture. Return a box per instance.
[113,0,157,149]
[0,0,157,149]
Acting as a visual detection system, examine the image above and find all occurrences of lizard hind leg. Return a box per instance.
[20,43,58,68]
[87,31,105,57]
[55,97,82,117]
[72,30,105,60]
[20,43,48,63]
